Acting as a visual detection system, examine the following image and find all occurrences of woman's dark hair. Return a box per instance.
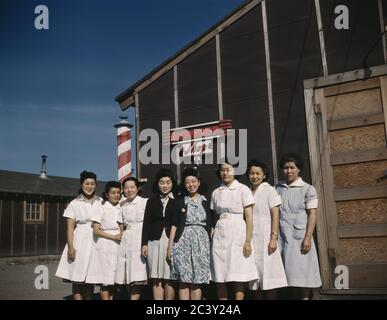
[280,153,304,171]
[245,159,269,182]
[179,166,205,196]
[80,170,97,184]
[122,176,142,196]
[152,168,178,195]
[102,181,121,201]
[78,170,97,195]
[182,166,200,182]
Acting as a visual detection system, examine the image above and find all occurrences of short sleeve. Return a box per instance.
[63,201,76,219]
[305,185,318,209]
[92,206,103,224]
[240,184,255,208]
[268,186,281,209]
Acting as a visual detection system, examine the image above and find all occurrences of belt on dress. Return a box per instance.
[76,221,92,225]
[219,213,243,220]
[125,222,142,230]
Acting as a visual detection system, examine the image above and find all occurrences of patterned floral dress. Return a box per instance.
[171,195,211,284]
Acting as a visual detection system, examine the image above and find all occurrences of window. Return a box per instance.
[24,201,44,223]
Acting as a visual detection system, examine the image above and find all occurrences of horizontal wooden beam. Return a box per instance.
[324,77,380,97]
[337,223,387,238]
[330,147,387,165]
[335,185,387,201]
[303,64,387,89]
[327,113,385,131]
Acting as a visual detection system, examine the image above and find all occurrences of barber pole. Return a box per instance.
[114,116,133,182]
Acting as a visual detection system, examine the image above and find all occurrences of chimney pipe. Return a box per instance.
[40,155,48,179]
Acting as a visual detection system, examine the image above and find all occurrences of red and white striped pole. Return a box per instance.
[114,116,133,182]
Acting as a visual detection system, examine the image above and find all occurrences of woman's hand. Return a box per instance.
[141,245,148,258]
[301,236,312,254]
[167,244,173,262]
[268,238,277,255]
[67,246,76,261]
[113,233,122,242]
[243,241,252,257]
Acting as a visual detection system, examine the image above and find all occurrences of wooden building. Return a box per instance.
[115,0,387,295]
[0,170,104,258]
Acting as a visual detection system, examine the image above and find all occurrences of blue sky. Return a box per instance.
[0,0,244,181]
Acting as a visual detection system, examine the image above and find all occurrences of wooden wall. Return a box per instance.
[0,193,70,257]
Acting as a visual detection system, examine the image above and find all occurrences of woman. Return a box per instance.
[276,153,322,300]
[55,171,102,300]
[167,167,213,300]
[246,160,287,299]
[210,161,258,300]
[141,168,177,300]
[115,177,148,300]
[85,181,122,300]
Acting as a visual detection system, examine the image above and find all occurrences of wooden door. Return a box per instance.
[305,68,387,293]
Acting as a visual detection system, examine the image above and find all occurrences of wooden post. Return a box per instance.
[23,200,26,255]
[314,0,328,76]
[135,93,141,178]
[56,202,60,254]
[379,76,387,138]
[304,88,332,289]
[261,0,278,184]
[174,65,181,184]
[314,88,339,262]
[35,223,38,255]
[216,33,224,121]
[45,202,48,255]
[11,200,14,257]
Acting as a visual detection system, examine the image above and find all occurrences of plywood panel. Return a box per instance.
[333,160,387,188]
[337,199,387,225]
[329,124,386,152]
[339,237,387,263]
[326,88,382,120]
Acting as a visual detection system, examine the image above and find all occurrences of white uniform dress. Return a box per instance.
[56,195,102,282]
[85,201,121,286]
[276,178,322,288]
[115,196,148,284]
[211,180,258,283]
[249,182,288,290]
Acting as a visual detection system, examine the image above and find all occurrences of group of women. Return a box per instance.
[55,153,322,300]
